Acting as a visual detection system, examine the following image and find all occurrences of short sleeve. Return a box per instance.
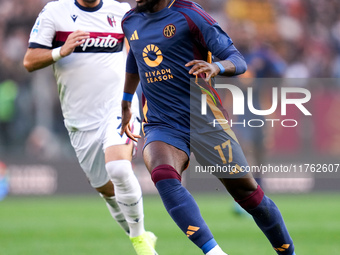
[126,49,139,74]
[28,3,56,49]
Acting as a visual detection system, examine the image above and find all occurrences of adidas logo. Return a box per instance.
[130,30,139,41]
[274,244,290,252]
[186,225,200,237]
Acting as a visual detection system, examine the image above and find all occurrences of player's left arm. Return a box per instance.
[185,8,246,81]
[186,45,244,81]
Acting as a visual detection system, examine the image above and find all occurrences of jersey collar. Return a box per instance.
[75,0,103,12]
[143,0,174,17]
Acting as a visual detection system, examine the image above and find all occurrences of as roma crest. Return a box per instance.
[163,24,176,38]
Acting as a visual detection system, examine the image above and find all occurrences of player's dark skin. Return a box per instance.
[122,0,258,200]
[143,141,258,200]
[135,0,170,13]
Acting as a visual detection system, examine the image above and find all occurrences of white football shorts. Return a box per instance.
[68,111,141,188]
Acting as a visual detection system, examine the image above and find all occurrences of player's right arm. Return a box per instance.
[23,31,90,72]
[120,72,141,142]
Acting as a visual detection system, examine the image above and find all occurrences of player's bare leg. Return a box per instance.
[144,141,228,255]
[104,143,157,255]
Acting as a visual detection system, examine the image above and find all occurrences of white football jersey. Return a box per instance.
[28,0,139,131]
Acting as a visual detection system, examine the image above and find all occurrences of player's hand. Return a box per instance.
[120,101,141,142]
[60,30,90,57]
[185,60,220,82]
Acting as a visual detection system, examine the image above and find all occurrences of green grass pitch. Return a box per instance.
[0,193,339,255]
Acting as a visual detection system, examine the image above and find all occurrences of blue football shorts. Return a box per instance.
[142,123,250,178]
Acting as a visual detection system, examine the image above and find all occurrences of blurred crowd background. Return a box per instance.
[0,0,340,163]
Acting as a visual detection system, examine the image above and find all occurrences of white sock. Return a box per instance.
[106,160,145,238]
[206,245,228,255]
[102,195,130,235]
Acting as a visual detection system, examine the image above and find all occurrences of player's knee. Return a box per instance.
[151,164,181,185]
[98,190,115,199]
[106,160,132,184]
[235,185,264,211]
[96,181,115,197]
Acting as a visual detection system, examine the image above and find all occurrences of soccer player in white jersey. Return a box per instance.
[23,0,158,254]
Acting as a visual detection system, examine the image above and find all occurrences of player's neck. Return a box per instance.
[152,0,172,13]
[76,0,101,8]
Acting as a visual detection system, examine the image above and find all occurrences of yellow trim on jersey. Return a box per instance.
[207,51,212,63]
[205,92,239,144]
[195,76,217,105]
[141,99,148,136]
[142,122,146,136]
[143,99,148,123]
[207,51,212,86]
[168,0,176,8]
[200,51,238,143]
